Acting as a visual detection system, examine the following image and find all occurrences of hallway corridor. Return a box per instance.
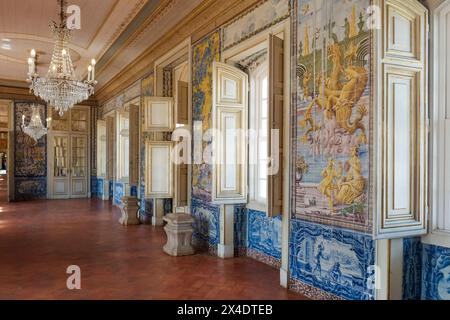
[0,198,304,300]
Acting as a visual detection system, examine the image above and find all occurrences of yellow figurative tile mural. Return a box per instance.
[191,31,220,200]
[294,0,372,232]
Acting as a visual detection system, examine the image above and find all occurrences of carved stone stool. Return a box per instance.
[163,213,195,256]
[118,196,140,226]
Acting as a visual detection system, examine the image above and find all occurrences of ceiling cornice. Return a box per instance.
[95,0,260,105]
[96,0,164,73]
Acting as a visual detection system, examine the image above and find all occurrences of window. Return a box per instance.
[425,0,450,247]
[117,112,129,180]
[96,120,106,177]
[249,62,269,208]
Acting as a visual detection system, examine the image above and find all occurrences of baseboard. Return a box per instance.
[218,244,234,258]
[280,267,289,288]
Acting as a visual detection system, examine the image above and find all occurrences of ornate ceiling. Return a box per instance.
[0,0,207,95]
[0,0,149,87]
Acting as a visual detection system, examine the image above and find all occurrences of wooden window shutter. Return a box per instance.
[267,34,284,217]
[177,81,189,125]
[106,116,115,180]
[145,141,174,198]
[96,120,106,177]
[374,0,428,238]
[212,62,248,204]
[143,97,174,132]
[176,163,189,207]
[129,105,139,186]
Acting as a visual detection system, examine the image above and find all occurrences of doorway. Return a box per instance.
[47,105,91,199]
[0,100,11,203]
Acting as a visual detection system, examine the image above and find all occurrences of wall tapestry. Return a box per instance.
[14,102,47,177]
[14,178,46,201]
[293,0,372,232]
[221,0,290,50]
[13,102,47,200]
[191,31,220,200]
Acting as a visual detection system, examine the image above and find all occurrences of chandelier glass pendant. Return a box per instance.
[21,105,51,142]
[27,0,96,116]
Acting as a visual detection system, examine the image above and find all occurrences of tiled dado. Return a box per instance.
[234,206,247,250]
[91,177,97,197]
[191,197,220,249]
[403,237,422,300]
[289,278,343,300]
[247,209,282,260]
[109,180,113,199]
[289,220,375,300]
[114,182,124,205]
[422,243,450,300]
[247,248,281,269]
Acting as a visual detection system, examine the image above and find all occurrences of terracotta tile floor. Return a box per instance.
[0,197,305,300]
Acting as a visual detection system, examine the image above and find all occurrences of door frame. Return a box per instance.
[47,105,91,199]
[0,99,13,202]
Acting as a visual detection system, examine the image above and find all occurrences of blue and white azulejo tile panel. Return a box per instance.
[289,219,375,300]
[191,197,220,246]
[403,237,422,300]
[247,209,282,260]
[114,182,124,205]
[422,243,450,300]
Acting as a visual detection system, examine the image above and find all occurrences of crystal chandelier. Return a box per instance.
[21,105,51,142]
[27,0,96,116]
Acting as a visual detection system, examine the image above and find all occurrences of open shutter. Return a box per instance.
[267,34,284,217]
[145,141,174,198]
[96,120,106,177]
[106,116,115,180]
[375,0,428,238]
[143,97,174,131]
[129,104,139,186]
[176,163,188,207]
[177,81,189,125]
[212,62,248,204]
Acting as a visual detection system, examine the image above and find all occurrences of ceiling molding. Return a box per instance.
[95,0,260,104]
[96,0,165,73]
[96,0,151,63]
[0,0,149,82]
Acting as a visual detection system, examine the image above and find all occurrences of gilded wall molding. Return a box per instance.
[95,0,260,105]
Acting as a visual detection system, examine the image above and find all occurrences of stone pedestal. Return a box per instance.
[118,196,140,226]
[163,213,195,256]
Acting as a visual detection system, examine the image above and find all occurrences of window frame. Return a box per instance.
[96,120,107,178]
[116,111,130,182]
[248,61,269,211]
[423,0,450,248]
